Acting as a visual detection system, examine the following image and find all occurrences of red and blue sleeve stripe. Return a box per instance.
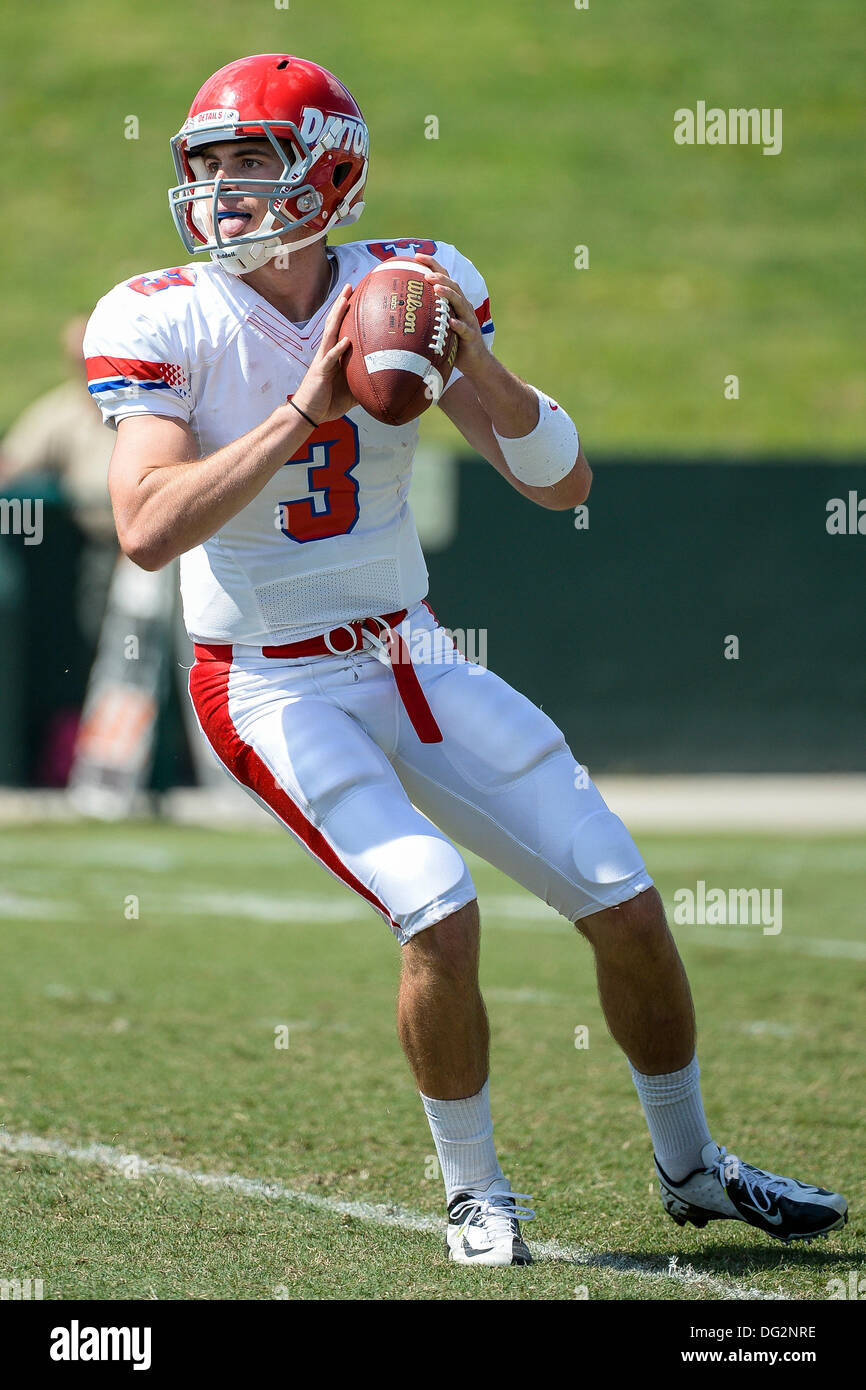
[474,297,494,336]
[85,356,186,395]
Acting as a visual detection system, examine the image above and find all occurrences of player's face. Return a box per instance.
[192,140,286,239]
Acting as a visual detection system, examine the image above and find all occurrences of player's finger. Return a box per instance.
[427,271,460,291]
[448,314,475,340]
[428,276,465,308]
[322,335,351,368]
[431,278,468,304]
[331,283,354,323]
[327,286,351,321]
[319,285,353,353]
[432,280,476,325]
[411,253,447,276]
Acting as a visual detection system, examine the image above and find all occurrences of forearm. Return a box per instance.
[118,404,312,568]
[461,351,539,438]
[472,357,589,507]
[451,363,590,508]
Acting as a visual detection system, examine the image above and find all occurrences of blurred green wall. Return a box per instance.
[2,459,863,784]
[425,457,866,772]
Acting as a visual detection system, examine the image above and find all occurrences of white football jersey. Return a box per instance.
[84,238,494,645]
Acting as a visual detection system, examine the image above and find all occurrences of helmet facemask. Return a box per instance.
[168,119,361,274]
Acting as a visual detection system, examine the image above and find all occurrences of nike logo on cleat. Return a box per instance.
[739,1203,784,1225]
[462,1242,495,1258]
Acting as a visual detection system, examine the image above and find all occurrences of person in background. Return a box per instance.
[0,315,117,642]
[0,317,118,785]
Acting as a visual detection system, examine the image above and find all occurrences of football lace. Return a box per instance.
[428,293,451,357]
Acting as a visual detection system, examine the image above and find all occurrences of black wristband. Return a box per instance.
[289,399,319,430]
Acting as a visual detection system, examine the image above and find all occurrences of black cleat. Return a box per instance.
[656,1142,848,1244]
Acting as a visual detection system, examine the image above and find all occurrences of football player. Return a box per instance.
[84,54,847,1265]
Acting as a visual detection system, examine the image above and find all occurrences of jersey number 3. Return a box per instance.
[276,415,361,543]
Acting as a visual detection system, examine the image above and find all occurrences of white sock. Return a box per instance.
[420,1079,507,1206]
[629,1053,714,1182]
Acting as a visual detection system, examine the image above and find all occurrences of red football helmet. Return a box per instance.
[169,54,369,274]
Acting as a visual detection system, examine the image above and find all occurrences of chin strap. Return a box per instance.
[211,189,368,276]
[211,223,326,274]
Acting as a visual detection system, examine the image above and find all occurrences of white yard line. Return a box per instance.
[0,892,79,919]
[485,907,866,960]
[2,883,863,963]
[671,925,866,961]
[483,986,570,1005]
[0,1129,784,1300]
[175,892,367,923]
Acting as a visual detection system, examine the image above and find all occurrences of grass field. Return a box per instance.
[0,0,862,451]
[0,821,862,1300]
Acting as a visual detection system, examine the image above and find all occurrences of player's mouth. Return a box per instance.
[216,210,253,237]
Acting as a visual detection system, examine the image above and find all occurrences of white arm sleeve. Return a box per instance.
[492,387,579,488]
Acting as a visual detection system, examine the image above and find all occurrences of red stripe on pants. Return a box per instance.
[188,655,400,931]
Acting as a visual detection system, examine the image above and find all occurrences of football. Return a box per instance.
[344,260,459,425]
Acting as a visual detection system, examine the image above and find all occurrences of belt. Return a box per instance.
[193,608,443,744]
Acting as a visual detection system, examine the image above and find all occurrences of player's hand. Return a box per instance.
[292,284,358,425]
[411,253,488,381]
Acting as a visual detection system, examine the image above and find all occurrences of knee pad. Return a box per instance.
[389,838,476,945]
[571,809,647,891]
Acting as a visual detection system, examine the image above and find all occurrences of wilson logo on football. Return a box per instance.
[403,279,425,334]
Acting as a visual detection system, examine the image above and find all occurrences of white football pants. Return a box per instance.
[189,601,652,944]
